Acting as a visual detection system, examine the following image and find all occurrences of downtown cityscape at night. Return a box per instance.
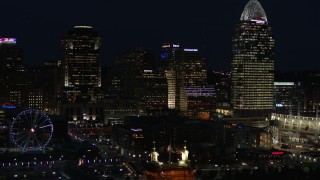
[1,0,320,179]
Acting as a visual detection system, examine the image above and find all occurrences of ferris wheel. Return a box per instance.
[10,109,54,152]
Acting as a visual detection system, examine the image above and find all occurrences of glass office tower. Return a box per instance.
[231,0,275,117]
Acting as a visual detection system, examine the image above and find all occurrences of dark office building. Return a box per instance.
[0,38,31,107]
[0,38,23,96]
[0,38,24,73]
[43,60,63,114]
[208,71,232,117]
[274,82,304,115]
[105,48,159,120]
[231,0,275,118]
[113,48,155,100]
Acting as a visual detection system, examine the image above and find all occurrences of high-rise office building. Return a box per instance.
[138,69,167,116]
[45,60,63,114]
[0,38,29,107]
[182,49,207,88]
[59,26,103,123]
[274,82,304,115]
[161,43,214,119]
[0,38,24,73]
[161,43,186,111]
[105,48,158,120]
[231,0,275,118]
[114,48,155,100]
[182,48,214,119]
[61,26,102,103]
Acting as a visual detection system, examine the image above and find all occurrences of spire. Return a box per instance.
[179,140,189,166]
[240,0,268,23]
[152,141,156,152]
[150,141,159,162]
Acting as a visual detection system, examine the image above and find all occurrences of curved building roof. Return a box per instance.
[240,0,268,22]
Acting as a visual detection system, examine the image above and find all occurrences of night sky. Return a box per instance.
[1,0,319,71]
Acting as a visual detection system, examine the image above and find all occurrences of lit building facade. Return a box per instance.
[231,0,275,118]
[161,43,187,112]
[161,43,214,119]
[57,102,104,122]
[27,89,43,110]
[185,88,215,120]
[59,26,103,123]
[138,69,168,116]
[9,91,22,107]
[182,49,207,88]
[61,26,102,102]
[182,48,214,119]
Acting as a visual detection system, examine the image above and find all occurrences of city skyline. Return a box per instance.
[2,1,320,179]
[1,0,319,71]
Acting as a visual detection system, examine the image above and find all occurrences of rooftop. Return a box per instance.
[240,0,268,22]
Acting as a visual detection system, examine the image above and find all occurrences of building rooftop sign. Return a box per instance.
[0,38,16,43]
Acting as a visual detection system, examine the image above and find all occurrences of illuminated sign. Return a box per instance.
[274,82,294,86]
[251,18,266,24]
[2,102,16,109]
[74,26,93,29]
[0,38,16,43]
[184,49,198,52]
[271,151,284,155]
[144,70,153,73]
[131,128,142,132]
[276,103,284,107]
[162,44,179,48]
[185,88,215,96]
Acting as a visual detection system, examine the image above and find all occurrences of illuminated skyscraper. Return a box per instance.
[161,43,214,118]
[61,26,101,102]
[59,26,103,122]
[161,43,187,111]
[231,0,275,117]
[182,48,214,119]
[139,69,167,115]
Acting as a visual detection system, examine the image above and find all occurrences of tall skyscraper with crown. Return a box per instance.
[231,0,275,118]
